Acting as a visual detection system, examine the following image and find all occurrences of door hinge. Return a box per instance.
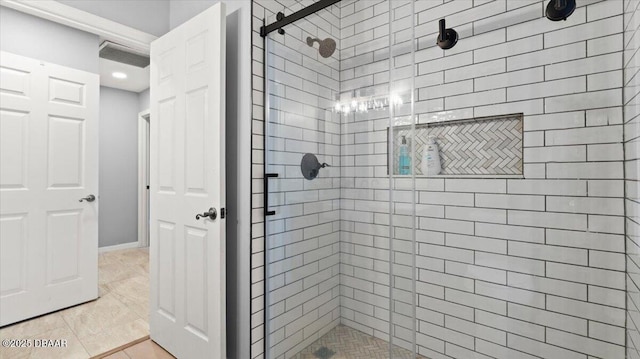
[221,207,226,219]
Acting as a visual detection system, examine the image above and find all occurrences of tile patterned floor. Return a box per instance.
[0,248,150,359]
[292,325,428,359]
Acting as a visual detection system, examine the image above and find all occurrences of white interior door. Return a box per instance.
[149,3,226,358]
[0,51,99,326]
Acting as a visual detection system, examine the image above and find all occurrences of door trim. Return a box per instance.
[138,109,150,248]
[0,0,156,53]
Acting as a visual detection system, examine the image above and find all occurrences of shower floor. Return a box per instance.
[292,325,428,359]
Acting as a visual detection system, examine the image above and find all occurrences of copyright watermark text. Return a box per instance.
[2,338,68,348]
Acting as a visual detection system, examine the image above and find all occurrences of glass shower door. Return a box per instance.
[384,0,419,358]
[263,1,422,358]
[263,5,342,358]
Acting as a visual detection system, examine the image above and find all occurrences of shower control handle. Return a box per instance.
[439,18,446,39]
[437,18,458,50]
[265,173,279,216]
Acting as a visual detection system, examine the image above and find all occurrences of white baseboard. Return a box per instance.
[99,242,140,253]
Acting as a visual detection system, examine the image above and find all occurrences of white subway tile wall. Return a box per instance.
[625,0,640,358]
[250,1,632,359]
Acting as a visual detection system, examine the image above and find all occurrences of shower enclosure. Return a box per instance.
[259,0,639,358]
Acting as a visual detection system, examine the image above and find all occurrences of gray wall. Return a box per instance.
[57,0,170,37]
[169,0,220,30]
[625,0,640,356]
[99,87,140,248]
[168,2,253,358]
[138,88,150,112]
[0,6,99,73]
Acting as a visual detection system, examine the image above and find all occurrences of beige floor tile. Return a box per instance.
[98,262,146,287]
[0,313,68,341]
[79,318,149,357]
[104,275,148,302]
[107,278,149,321]
[124,340,174,359]
[60,294,140,340]
[101,249,148,267]
[98,252,122,266]
[1,248,150,359]
[0,324,89,359]
[115,249,148,265]
[99,284,111,297]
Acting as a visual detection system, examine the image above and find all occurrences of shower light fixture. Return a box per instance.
[334,94,404,114]
[112,71,127,79]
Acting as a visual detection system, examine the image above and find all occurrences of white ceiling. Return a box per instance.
[99,57,149,93]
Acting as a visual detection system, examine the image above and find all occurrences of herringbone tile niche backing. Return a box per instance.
[391,113,523,176]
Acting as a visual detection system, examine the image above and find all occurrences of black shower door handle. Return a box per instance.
[264,173,279,216]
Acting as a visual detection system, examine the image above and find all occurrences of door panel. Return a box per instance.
[0,51,99,326]
[149,3,226,358]
[0,66,30,96]
[184,226,207,336]
[185,89,208,194]
[157,99,176,192]
[0,110,28,189]
[47,116,85,187]
[48,77,85,106]
[0,215,27,296]
[46,210,81,284]
[157,221,176,319]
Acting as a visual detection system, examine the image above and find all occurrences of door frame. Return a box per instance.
[137,109,150,248]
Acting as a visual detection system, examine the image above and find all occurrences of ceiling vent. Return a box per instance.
[99,41,150,68]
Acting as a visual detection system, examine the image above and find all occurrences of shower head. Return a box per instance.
[546,0,576,21]
[306,37,336,58]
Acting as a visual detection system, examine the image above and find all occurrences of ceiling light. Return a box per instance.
[112,72,127,79]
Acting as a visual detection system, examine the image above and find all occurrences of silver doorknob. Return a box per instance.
[196,207,217,220]
[79,194,96,202]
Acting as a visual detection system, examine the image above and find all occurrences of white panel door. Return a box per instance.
[0,51,99,326]
[149,3,226,358]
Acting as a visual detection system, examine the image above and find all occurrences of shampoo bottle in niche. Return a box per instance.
[398,136,411,175]
[422,136,442,176]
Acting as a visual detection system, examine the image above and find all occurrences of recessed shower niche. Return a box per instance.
[390,114,524,176]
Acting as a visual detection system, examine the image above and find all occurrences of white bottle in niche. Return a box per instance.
[421,136,442,176]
